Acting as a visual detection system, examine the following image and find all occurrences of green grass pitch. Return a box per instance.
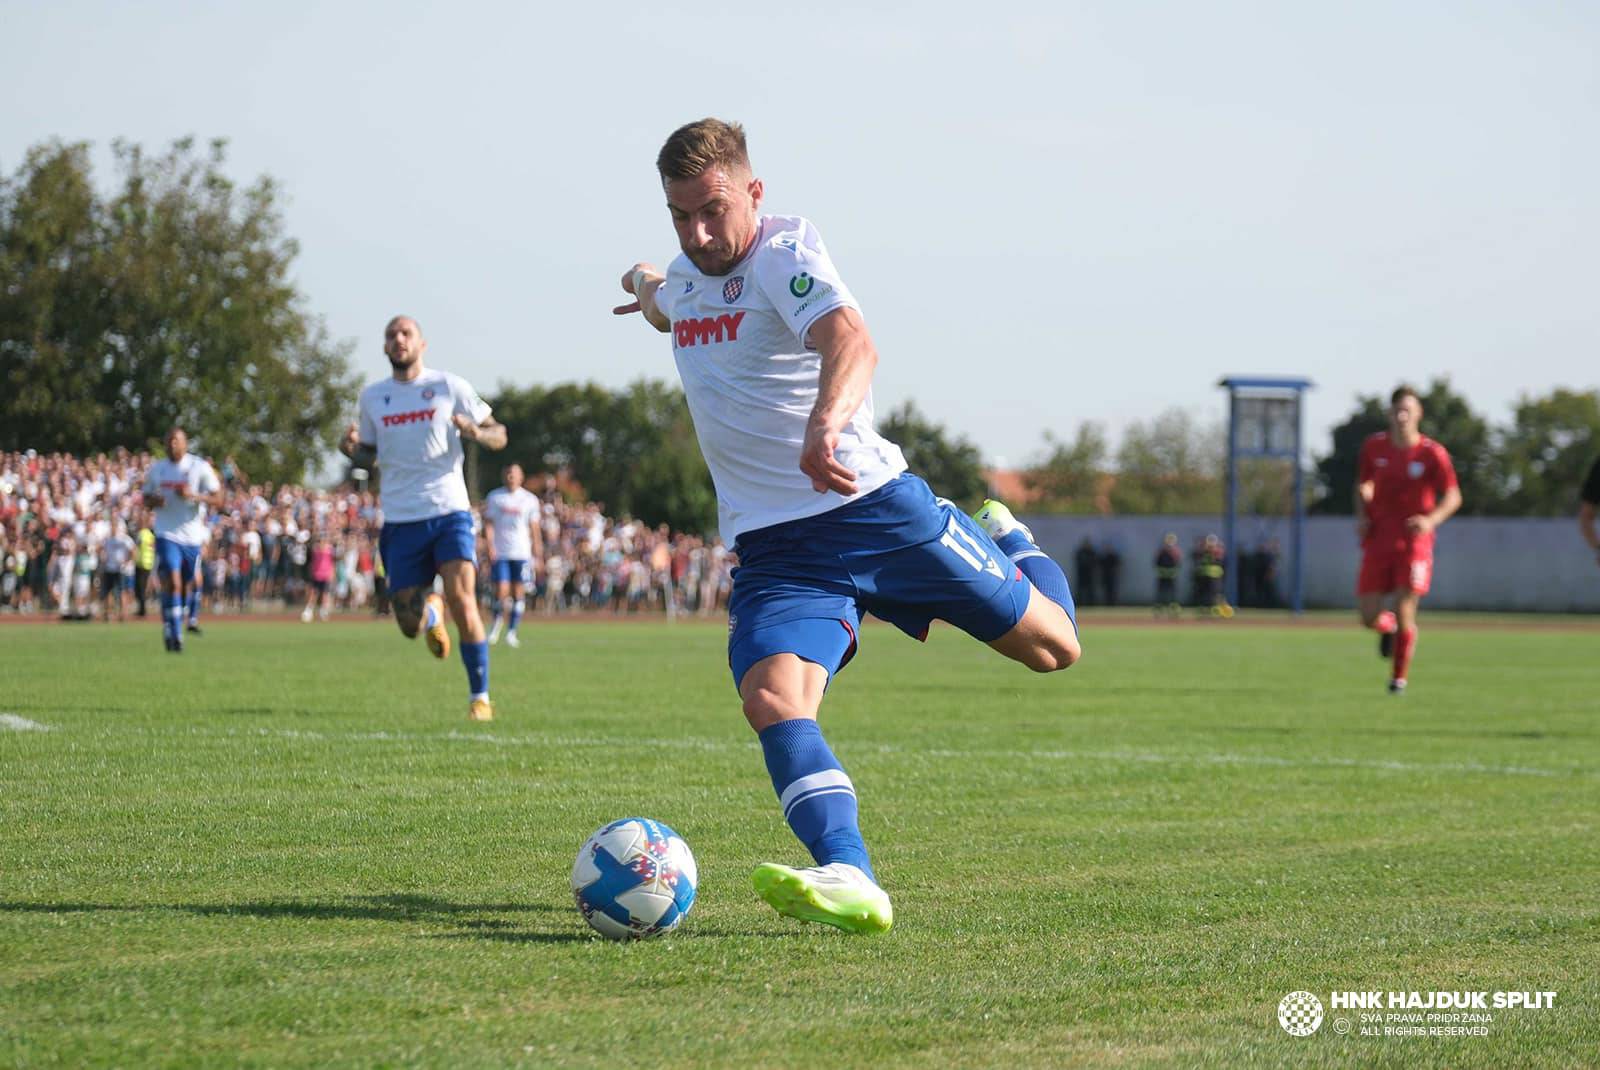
[2,615,1597,1067]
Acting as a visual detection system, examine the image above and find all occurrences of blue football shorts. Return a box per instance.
[490,559,532,586]
[154,537,202,579]
[726,473,1030,690]
[379,510,477,592]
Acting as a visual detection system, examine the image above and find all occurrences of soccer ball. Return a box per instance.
[571,817,698,940]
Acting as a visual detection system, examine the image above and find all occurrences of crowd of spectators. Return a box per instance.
[0,448,731,621]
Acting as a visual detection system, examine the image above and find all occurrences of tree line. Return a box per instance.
[5,139,1594,533]
[1018,380,1600,518]
[0,139,354,485]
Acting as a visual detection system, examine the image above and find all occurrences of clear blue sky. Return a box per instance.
[4,0,1595,467]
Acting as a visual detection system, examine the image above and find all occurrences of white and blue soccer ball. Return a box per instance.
[571,817,698,940]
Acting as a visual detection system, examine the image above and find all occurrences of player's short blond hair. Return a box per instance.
[656,119,750,183]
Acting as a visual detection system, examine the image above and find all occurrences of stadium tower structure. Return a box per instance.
[1218,376,1313,614]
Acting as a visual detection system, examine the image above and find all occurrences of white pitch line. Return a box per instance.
[0,713,53,732]
[921,746,1576,780]
[223,725,1593,780]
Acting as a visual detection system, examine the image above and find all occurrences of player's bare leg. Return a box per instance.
[741,654,892,934]
[440,559,485,644]
[1359,592,1399,659]
[739,653,827,732]
[488,578,510,645]
[986,584,1080,672]
[392,586,427,640]
[440,559,493,721]
[1390,590,1421,693]
[504,580,526,648]
[971,499,1081,672]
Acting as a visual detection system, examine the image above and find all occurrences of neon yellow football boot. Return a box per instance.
[751,862,893,934]
[468,697,494,722]
[971,499,1033,543]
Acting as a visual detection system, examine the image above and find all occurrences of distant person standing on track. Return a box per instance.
[1098,539,1122,607]
[1074,537,1098,607]
[1153,533,1182,615]
[1579,455,1600,566]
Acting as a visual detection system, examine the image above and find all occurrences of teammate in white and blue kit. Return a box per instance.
[342,315,508,722]
[483,463,543,648]
[616,119,1082,934]
[141,427,223,652]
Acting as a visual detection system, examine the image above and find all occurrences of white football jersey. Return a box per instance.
[654,214,907,542]
[484,487,540,561]
[357,368,491,524]
[142,454,220,546]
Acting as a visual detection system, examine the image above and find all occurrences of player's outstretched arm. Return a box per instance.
[800,307,877,496]
[1408,484,1462,535]
[453,414,507,451]
[1354,478,1375,539]
[614,263,670,333]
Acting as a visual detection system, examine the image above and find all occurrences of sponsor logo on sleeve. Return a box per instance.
[788,272,814,298]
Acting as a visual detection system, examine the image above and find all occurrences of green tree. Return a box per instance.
[1313,379,1501,514]
[1311,396,1387,514]
[484,379,717,533]
[1023,423,1109,513]
[878,400,988,509]
[1498,388,1600,516]
[0,138,355,483]
[1110,409,1224,514]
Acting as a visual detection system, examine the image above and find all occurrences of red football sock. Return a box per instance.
[1392,627,1417,681]
[1375,610,1397,635]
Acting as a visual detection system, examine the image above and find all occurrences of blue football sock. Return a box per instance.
[186,587,200,626]
[490,600,503,628]
[995,529,1077,630]
[759,718,875,882]
[163,592,183,643]
[509,598,524,634]
[460,640,490,700]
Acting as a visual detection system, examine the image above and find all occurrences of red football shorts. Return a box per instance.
[1358,546,1432,596]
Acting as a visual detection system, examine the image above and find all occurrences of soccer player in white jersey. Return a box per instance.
[615,119,1082,934]
[483,463,543,648]
[141,427,224,652]
[342,316,508,722]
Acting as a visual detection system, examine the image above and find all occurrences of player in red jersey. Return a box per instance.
[1355,386,1462,693]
